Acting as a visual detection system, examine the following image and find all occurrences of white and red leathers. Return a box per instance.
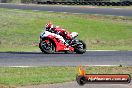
[45,23,73,46]
[54,26,72,40]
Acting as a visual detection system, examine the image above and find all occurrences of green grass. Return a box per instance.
[0,66,132,87]
[0,8,132,51]
[0,67,76,87]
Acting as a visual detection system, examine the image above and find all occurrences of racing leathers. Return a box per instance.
[45,26,72,46]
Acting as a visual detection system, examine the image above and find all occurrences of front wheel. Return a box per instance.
[74,40,86,54]
[39,39,55,54]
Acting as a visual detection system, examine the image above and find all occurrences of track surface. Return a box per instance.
[0,3,132,16]
[0,51,132,66]
[18,81,132,88]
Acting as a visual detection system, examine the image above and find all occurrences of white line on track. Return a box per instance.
[47,11,54,12]
[112,8,122,10]
[13,9,20,10]
[63,12,68,13]
[72,13,83,14]
[8,66,34,68]
[32,10,40,11]
[86,50,119,51]
[85,65,119,66]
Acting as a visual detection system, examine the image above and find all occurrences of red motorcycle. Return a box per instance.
[39,31,86,54]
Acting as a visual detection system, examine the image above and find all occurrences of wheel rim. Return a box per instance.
[76,42,86,50]
[41,40,54,52]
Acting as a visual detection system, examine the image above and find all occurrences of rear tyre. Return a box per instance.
[74,40,86,54]
[39,39,55,54]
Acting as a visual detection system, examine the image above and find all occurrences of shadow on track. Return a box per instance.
[0,51,75,54]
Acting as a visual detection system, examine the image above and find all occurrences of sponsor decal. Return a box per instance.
[64,48,69,50]
[76,67,131,85]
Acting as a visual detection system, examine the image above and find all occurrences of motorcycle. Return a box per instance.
[39,31,86,54]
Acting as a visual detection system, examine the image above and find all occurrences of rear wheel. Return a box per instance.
[74,40,86,54]
[39,39,55,54]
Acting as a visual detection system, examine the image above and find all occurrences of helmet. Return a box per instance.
[45,23,53,31]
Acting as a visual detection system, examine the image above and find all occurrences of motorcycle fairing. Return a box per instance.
[41,31,74,52]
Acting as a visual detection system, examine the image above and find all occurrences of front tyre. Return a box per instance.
[74,40,86,54]
[39,39,55,54]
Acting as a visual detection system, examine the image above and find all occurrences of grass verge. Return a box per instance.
[0,8,132,51]
[0,66,132,88]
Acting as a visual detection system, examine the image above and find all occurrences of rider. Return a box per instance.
[45,22,73,46]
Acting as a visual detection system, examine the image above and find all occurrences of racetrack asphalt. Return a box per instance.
[18,81,132,88]
[0,51,132,66]
[18,82,132,88]
[0,3,132,16]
